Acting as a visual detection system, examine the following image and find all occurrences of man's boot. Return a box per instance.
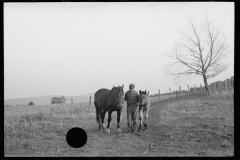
[131,121,137,133]
[144,123,148,131]
[127,122,131,133]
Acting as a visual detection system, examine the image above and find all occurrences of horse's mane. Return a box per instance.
[140,90,150,98]
[108,86,123,98]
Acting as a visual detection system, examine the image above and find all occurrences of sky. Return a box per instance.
[4,2,234,100]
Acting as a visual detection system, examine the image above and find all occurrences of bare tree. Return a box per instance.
[164,14,231,94]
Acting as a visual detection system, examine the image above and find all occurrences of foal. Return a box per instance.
[139,90,151,131]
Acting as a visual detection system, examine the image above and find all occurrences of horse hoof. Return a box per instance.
[131,130,136,134]
[138,126,143,131]
[102,124,106,129]
[106,129,110,134]
[117,128,122,133]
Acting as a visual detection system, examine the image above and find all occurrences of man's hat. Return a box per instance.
[129,84,135,89]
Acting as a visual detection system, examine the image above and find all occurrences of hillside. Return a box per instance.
[4,92,234,156]
[4,93,95,106]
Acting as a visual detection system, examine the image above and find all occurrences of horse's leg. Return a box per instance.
[101,110,107,129]
[117,109,122,133]
[106,109,112,133]
[94,101,102,130]
[139,107,143,131]
[143,106,149,130]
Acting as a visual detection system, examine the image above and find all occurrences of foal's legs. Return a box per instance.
[143,106,149,130]
[139,107,144,131]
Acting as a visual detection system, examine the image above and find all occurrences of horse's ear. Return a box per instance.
[139,90,141,94]
[145,90,146,94]
[148,91,149,94]
[122,84,124,88]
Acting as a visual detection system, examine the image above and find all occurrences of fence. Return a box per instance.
[153,76,234,102]
[208,79,234,94]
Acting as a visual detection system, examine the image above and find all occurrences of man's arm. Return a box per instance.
[124,91,128,102]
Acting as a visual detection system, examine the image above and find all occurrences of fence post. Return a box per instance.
[179,86,181,96]
[229,80,232,90]
[89,96,91,110]
[214,83,216,94]
[225,81,228,92]
[188,85,189,92]
[219,82,221,93]
[169,87,171,98]
[194,84,196,94]
[159,89,160,101]
[71,98,73,107]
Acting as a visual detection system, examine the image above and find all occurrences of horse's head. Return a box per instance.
[139,90,149,106]
[112,84,125,109]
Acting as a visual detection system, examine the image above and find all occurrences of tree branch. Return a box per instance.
[164,14,230,84]
[175,50,202,73]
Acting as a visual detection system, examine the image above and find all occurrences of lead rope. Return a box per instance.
[119,92,142,126]
[120,103,141,125]
[123,114,140,124]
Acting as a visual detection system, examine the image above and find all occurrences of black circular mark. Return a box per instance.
[66,127,87,148]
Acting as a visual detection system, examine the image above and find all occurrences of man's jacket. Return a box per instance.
[124,90,140,105]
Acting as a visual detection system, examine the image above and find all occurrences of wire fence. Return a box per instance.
[151,76,234,102]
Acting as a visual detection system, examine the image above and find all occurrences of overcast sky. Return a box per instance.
[4,2,234,100]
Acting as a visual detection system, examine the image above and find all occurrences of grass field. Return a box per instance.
[4,92,234,157]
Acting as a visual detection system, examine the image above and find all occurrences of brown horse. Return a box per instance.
[139,90,151,131]
[94,85,125,133]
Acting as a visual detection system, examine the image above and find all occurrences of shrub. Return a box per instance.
[29,101,35,106]
[51,96,67,104]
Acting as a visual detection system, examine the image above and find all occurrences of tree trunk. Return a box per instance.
[203,73,209,94]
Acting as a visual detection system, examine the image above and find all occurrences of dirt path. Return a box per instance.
[76,100,170,157]
[75,93,233,157]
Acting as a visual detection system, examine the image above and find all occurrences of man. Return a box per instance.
[124,83,140,133]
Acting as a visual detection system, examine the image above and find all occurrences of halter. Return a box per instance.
[139,93,146,108]
[114,89,124,108]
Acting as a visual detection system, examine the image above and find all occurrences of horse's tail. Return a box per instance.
[94,95,100,124]
[94,102,100,123]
